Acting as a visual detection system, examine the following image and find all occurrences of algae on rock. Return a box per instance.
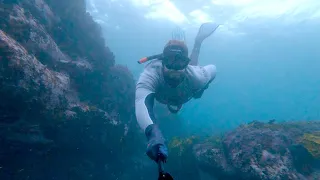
[0,0,141,179]
[191,121,320,180]
[300,132,320,159]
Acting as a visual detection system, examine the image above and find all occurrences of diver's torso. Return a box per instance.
[144,60,207,106]
[155,75,196,106]
[142,59,209,106]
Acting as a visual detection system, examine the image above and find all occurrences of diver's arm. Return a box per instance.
[135,88,156,131]
[135,69,168,163]
[204,64,217,82]
[135,68,159,131]
[193,64,217,99]
[189,40,202,66]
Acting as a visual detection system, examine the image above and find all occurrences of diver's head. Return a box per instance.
[162,40,190,87]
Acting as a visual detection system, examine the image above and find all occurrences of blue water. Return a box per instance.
[86,0,320,136]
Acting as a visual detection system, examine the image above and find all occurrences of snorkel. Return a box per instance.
[138,26,187,65]
[137,40,189,66]
[137,53,163,64]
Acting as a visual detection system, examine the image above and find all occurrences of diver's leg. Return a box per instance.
[189,23,220,66]
[189,40,202,66]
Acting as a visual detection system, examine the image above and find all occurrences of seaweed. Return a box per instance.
[300,132,320,159]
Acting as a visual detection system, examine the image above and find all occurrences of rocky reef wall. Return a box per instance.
[168,120,320,180]
[0,0,144,179]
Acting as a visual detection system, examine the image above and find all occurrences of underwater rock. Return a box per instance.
[300,132,320,159]
[166,136,202,179]
[193,142,236,180]
[0,29,74,110]
[193,121,320,180]
[0,0,140,179]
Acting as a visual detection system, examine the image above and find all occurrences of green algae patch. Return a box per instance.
[300,132,320,159]
[168,136,198,156]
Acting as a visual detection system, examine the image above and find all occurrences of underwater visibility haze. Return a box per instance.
[0,0,320,179]
[87,0,320,134]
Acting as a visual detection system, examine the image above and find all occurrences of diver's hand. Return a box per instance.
[147,143,168,162]
[145,124,168,162]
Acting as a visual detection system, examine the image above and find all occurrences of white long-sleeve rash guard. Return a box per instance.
[135,59,217,131]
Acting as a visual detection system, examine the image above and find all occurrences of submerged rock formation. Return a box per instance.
[3,1,320,180]
[168,121,320,180]
[0,0,143,179]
